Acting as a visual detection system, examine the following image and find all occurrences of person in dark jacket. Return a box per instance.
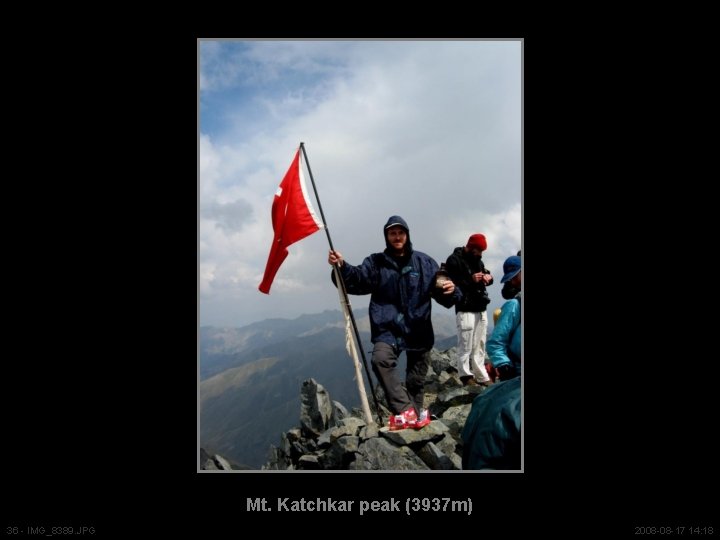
[328,215,461,431]
[444,234,494,387]
[461,376,521,470]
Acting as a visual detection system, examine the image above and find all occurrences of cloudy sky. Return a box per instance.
[199,40,521,328]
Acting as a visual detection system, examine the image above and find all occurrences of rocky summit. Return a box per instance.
[256,347,489,470]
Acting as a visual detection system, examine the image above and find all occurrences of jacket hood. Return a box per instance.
[383,215,412,253]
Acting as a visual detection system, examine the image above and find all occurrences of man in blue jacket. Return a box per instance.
[328,215,461,431]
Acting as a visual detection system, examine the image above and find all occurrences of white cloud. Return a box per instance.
[200,40,521,327]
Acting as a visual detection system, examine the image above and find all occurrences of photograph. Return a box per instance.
[199,39,522,472]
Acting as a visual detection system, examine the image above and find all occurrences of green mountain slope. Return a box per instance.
[200,328,364,467]
[199,308,458,468]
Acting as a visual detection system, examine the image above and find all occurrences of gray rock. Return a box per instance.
[264,445,290,470]
[423,380,443,394]
[319,436,361,469]
[200,447,212,467]
[417,442,456,470]
[352,438,429,470]
[202,458,218,470]
[336,435,360,453]
[333,400,349,422]
[305,439,318,452]
[317,427,334,449]
[297,454,321,470]
[373,384,387,406]
[433,386,483,416]
[330,424,358,441]
[281,433,292,456]
[290,441,308,460]
[429,348,453,374]
[360,423,380,440]
[374,403,392,419]
[300,378,335,438]
[351,405,388,424]
[286,428,302,442]
[339,417,365,435]
[438,370,462,386]
[200,450,236,470]
[434,433,458,457]
[214,454,233,470]
[380,421,449,446]
[422,395,438,412]
[449,453,463,470]
[440,403,472,438]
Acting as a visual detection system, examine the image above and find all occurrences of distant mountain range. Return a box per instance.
[200,309,365,381]
[199,308,459,468]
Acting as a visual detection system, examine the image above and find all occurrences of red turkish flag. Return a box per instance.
[258,149,323,294]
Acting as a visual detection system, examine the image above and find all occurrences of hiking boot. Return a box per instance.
[413,408,431,429]
[388,407,418,431]
[460,376,479,387]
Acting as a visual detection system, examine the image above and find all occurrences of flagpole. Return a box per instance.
[299,142,383,426]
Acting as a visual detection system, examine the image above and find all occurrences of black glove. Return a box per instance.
[496,364,517,381]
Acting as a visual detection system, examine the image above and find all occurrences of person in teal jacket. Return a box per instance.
[488,255,521,380]
[461,376,521,470]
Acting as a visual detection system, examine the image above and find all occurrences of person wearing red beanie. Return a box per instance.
[444,234,494,387]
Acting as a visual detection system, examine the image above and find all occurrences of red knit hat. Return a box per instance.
[466,234,487,251]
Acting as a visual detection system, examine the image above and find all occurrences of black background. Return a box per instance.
[3,31,716,536]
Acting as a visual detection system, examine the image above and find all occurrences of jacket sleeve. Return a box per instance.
[445,254,461,280]
[432,282,462,308]
[487,299,520,368]
[432,254,463,308]
[445,254,470,290]
[479,260,493,286]
[432,257,462,308]
[330,255,376,295]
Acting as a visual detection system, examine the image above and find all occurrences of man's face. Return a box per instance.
[386,226,407,251]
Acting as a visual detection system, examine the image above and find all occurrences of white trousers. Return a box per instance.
[455,311,490,382]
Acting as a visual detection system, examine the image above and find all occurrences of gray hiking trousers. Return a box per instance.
[371,342,430,415]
